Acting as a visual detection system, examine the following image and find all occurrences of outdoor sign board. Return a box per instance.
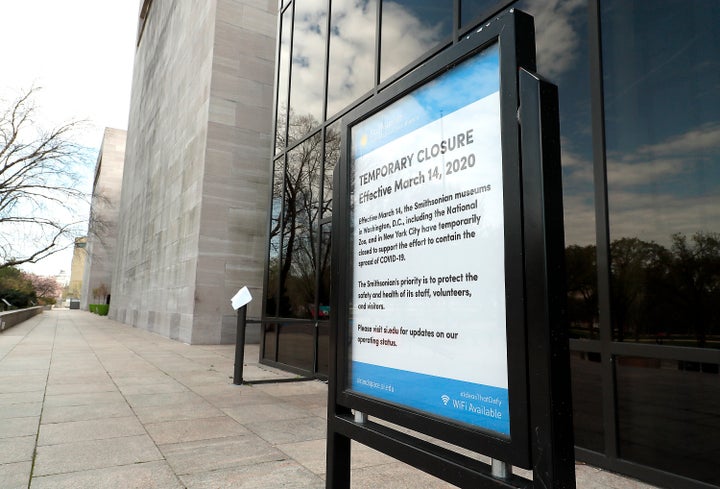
[349,42,511,437]
[327,9,574,489]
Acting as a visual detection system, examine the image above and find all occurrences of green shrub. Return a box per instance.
[88,304,97,313]
[96,304,109,316]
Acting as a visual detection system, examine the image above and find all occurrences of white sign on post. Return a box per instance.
[231,286,252,310]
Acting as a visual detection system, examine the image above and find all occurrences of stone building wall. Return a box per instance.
[109,0,275,343]
[81,128,126,310]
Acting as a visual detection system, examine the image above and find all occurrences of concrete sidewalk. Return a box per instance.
[0,310,657,489]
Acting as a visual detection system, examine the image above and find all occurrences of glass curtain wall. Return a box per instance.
[265,1,720,487]
[599,1,720,485]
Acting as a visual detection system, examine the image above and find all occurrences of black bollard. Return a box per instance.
[233,305,247,385]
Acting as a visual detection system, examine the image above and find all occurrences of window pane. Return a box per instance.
[262,323,278,361]
[317,322,330,375]
[266,158,284,317]
[380,0,453,81]
[288,0,328,144]
[603,1,720,348]
[322,122,340,221]
[277,322,315,371]
[318,123,340,320]
[327,0,378,118]
[460,0,504,29]
[570,351,604,452]
[275,8,293,154]
[515,0,599,338]
[279,133,323,318]
[616,356,720,485]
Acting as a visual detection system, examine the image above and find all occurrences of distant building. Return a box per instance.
[67,237,87,299]
[81,128,126,309]
[54,269,69,288]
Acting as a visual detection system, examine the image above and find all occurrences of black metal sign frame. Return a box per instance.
[327,9,574,488]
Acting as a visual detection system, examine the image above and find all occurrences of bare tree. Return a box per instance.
[0,87,91,269]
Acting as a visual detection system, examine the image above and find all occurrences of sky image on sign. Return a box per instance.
[348,43,510,437]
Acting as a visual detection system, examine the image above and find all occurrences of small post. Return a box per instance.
[230,286,252,386]
[233,304,247,385]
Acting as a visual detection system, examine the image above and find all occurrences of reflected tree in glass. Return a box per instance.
[280,129,322,318]
[565,244,599,339]
[607,232,720,348]
[272,115,340,319]
[318,123,341,315]
[266,159,285,316]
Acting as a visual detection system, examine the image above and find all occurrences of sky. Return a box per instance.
[1,1,141,278]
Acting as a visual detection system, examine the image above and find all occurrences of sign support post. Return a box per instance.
[231,286,253,385]
[519,67,575,488]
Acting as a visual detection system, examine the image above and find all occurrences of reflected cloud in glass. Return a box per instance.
[275,8,293,154]
[380,0,453,81]
[289,0,328,144]
[603,1,720,247]
[602,1,720,349]
[327,0,378,118]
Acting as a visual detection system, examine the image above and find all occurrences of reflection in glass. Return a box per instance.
[460,0,502,29]
[317,322,330,375]
[616,357,720,485]
[327,0,378,118]
[380,0,453,81]
[565,244,599,339]
[318,123,340,318]
[323,122,340,221]
[570,351,604,452]
[516,0,598,337]
[603,1,720,348]
[262,323,277,361]
[279,133,323,318]
[606,234,720,347]
[266,159,285,317]
[275,7,293,154]
[288,0,328,145]
[277,322,315,371]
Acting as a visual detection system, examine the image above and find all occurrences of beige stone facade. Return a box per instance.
[81,128,126,310]
[68,237,87,300]
[109,0,276,343]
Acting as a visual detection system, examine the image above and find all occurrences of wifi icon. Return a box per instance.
[441,394,450,405]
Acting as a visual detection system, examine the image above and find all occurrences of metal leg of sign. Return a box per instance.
[491,459,512,480]
[326,426,351,489]
[519,67,576,489]
[233,305,247,385]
